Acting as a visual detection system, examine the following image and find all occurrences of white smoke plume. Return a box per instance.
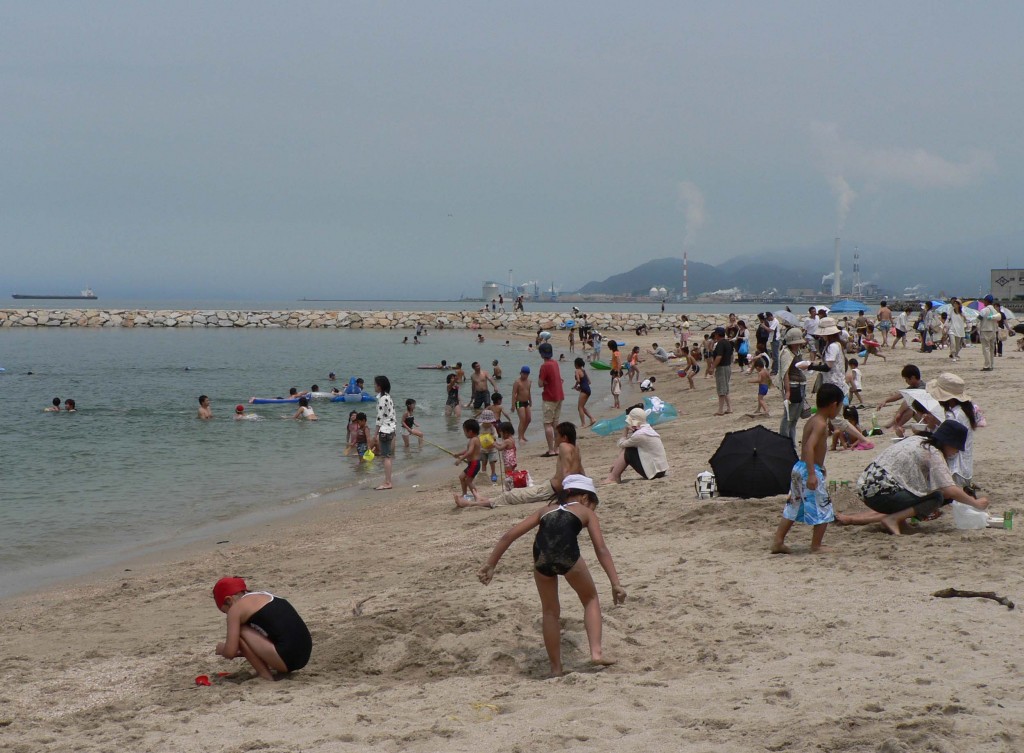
[811,122,995,190]
[677,181,705,248]
[829,175,857,231]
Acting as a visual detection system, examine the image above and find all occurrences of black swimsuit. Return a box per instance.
[244,593,313,672]
[533,502,584,577]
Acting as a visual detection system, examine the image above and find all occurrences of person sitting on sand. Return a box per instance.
[476,422,583,507]
[477,474,627,677]
[771,383,844,554]
[648,343,671,362]
[604,407,669,484]
[876,364,923,437]
[212,577,312,681]
[836,420,990,534]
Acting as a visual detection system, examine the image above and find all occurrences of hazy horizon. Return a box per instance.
[4,2,1023,299]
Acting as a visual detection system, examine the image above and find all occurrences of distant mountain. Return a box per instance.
[578,235,1023,298]
[578,258,729,296]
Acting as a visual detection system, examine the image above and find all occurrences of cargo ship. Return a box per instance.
[12,288,97,300]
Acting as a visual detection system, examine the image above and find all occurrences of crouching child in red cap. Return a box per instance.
[212,577,312,680]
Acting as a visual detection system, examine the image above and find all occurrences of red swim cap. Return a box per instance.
[213,577,247,608]
[235,405,245,413]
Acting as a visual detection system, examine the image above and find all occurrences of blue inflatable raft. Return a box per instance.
[591,397,679,436]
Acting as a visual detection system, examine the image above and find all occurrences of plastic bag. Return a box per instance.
[950,501,988,530]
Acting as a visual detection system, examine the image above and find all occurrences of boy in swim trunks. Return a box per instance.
[511,366,533,442]
[402,399,424,447]
[212,577,312,680]
[747,355,771,416]
[489,392,510,425]
[477,474,626,677]
[453,419,487,507]
[771,383,844,554]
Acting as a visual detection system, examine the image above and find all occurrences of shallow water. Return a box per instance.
[0,327,526,596]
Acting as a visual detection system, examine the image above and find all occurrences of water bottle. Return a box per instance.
[870,412,881,436]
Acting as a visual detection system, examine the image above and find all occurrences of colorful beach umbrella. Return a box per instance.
[966,300,985,311]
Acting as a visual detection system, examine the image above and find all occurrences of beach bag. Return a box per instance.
[738,340,749,356]
[505,470,532,489]
[695,471,718,499]
[998,327,1009,342]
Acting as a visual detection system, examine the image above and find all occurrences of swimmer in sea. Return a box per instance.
[211,577,312,681]
[477,474,626,677]
[197,395,213,420]
[44,397,61,412]
[64,398,76,413]
[291,397,318,421]
[234,404,258,420]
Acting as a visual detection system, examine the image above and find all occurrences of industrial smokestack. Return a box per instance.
[832,237,841,298]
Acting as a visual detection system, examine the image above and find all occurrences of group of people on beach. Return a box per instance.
[210,299,1009,682]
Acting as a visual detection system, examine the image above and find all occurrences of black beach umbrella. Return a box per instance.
[709,425,798,498]
[1013,322,1024,336]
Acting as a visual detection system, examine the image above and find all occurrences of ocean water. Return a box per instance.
[0,326,536,597]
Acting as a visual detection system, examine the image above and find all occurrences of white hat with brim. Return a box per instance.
[816,317,840,336]
[926,373,971,403]
[561,474,598,497]
[626,407,648,427]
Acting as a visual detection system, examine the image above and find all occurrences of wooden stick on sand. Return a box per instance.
[932,588,1015,610]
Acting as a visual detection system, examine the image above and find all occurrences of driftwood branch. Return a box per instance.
[932,588,1015,610]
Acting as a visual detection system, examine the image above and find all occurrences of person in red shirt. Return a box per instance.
[538,342,565,457]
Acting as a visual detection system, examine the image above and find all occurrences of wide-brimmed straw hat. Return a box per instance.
[926,372,971,403]
[784,328,805,346]
[816,317,840,336]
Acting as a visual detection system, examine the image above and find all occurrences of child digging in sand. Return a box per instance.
[477,474,627,676]
[211,577,312,680]
[771,383,844,554]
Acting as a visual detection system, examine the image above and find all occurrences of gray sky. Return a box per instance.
[3,2,1022,300]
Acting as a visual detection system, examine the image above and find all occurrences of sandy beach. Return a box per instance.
[2,329,1022,753]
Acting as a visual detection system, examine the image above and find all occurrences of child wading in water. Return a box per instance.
[771,383,844,554]
[211,577,312,680]
[478,474,627,676]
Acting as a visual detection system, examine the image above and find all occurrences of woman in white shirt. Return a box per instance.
[603,408,669,483]
[947,301,967,362]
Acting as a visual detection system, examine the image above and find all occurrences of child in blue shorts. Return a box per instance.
[771,383,844,554]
